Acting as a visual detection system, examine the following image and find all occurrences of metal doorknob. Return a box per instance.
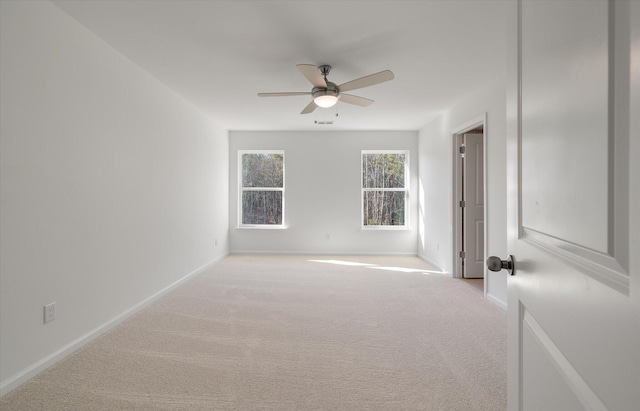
[487,255,515,275]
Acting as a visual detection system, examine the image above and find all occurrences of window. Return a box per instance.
[239,151,284,227]
[361,150,408,228]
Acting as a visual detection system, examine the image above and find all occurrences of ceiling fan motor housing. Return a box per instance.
[312,82,340,99]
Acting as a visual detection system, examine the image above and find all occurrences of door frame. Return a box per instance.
[451,114,487,288]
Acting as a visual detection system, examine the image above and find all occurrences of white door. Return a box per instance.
[463,133,484,278]
[505,1,639,410]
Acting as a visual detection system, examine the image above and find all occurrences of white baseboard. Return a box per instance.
[0,254,227,398]
[417,253,448,274]
[417,253,506,310]
[229,250,418,256]
[486,292,508,310]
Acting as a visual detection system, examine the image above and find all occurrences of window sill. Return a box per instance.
[361,226,410,231]
[237,225,288,230]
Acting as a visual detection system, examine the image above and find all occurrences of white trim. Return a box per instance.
[361,150,410,229]
[417,253,448,274]
[238,150,285,228]
[229,250,419,256]
[450,114,488,284]
[361,226,411,231]
[236,225,288,230]
[0,254,227,398]
[486,293,507,311]
[452,115,487,136]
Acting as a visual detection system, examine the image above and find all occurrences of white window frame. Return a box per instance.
[361,150,410,230]
[238,150,286,229]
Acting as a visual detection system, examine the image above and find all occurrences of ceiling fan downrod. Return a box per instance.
[318,64,332,79]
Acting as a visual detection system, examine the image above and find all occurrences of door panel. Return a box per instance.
[521,0,609,254]
[507,1,639,410]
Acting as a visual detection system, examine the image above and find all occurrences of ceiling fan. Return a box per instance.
[258,64,394,114]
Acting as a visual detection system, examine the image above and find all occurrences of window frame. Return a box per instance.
[238,150,286,229]
[361,150,410,230]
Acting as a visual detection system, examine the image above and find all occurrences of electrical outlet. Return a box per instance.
[44,302,56,324]
[215,238,218,246]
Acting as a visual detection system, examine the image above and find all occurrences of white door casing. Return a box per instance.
[506,1,639,410]
[463,133,485,279]
[451,115,487,282]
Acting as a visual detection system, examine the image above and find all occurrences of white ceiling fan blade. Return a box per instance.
[300,100,318,114]
[258,92,310,97]
[297,64,327,88]
[338,70,394,92]
[340,93,374,107]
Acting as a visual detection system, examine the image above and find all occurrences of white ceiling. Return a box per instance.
[52,0,509,131]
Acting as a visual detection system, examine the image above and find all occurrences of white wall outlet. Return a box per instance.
[44,302,56,324]
[215,238,218,246]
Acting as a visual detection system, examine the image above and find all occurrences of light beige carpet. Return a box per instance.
[1,255,506,410]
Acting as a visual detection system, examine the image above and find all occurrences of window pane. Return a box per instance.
[242,153,283,188]
[242,191,283,225]
[362,153,405,188]
[363,190,405,226]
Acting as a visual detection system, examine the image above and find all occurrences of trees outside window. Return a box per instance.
[239,151,284,227]
[362,151,408,228]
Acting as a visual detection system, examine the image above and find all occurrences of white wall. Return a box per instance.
[418,78,508,308]
[229,131,418,255]
[0,1,229,394]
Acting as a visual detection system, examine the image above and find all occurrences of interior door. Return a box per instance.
[463,133,484,278]
[506,1,639,410]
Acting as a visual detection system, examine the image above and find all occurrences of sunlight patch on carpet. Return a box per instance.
[308,259,446,275]
[308,259,376,267]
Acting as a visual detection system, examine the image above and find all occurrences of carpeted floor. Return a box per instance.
[1,255,506,410]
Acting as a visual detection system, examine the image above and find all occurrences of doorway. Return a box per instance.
[451,115,487,293]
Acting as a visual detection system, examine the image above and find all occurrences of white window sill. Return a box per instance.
[361,226,410,231]
[237,225,288,230]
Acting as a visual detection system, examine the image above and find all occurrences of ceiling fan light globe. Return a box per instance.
[314,94,339,108]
